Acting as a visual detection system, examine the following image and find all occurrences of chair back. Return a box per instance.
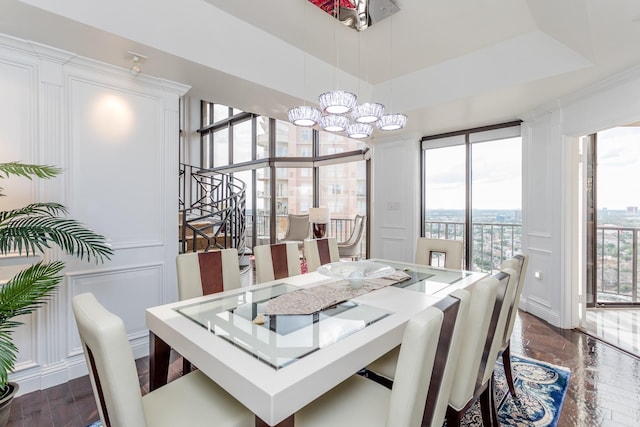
[337,215,366,259]
[175,248,240,300]
[304,237,340,272]
[425,288,471,427]
[499,254,529,346]
[448,274,500,410]
[282,213,311,241]
[72,293,147,427]
[254,241,302,283]
[385,306,444,427]
[480,269,517,387]
[415,238,463,270]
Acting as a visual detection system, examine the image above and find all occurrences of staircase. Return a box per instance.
[179,164,247,265]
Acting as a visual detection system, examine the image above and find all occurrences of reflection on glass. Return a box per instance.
[175,284,390,369]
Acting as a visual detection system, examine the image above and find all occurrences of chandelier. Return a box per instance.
[288,0,407,139]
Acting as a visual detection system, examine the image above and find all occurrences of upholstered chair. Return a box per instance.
[295,293,466,427]
[337,214,366,260]
[72,293,253,427]
[446,270,516,427]
[278,213,311,250]
[498,253,529,397]
[175,248,241,300]
[303,237,340,272]
[365,288,471,426]
[254,241,302,283]
[415,237,464,270]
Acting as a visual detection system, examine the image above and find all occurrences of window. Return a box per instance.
[421,121,522,272]
[194,102,370,255]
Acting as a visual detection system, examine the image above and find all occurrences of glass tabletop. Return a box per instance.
[371,260,471,293]
[175,283,391,369]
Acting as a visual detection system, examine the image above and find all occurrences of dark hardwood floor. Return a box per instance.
[6,310,640,426]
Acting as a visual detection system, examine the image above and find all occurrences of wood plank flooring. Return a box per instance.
[6,310,640,426]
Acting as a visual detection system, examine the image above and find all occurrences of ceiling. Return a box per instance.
[2,0,640,139]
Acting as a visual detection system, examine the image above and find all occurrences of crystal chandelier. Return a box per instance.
[288,0,407,139]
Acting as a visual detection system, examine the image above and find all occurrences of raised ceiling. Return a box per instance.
[2,0,640,138]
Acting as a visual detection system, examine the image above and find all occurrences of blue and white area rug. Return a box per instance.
[88,355,569,427]
[448,354,571,427]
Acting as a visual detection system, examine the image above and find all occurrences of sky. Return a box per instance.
[424,137,522,210]
[596,126,640,210]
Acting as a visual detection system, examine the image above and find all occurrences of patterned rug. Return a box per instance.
[448,355,571,427]
[87,355,569,427]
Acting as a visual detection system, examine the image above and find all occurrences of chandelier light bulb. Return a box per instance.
[287,106,322,127]
[347,123,373,139]
[351,103,385,123]
[377,113,408,131]
[319,90,358,114]
[320,114,350,132]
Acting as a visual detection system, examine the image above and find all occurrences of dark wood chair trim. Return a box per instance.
[198,250,224,295]
[422,294,461,427]
[270,243,290,280]
[86,346,111,427]
[316,238,332,266]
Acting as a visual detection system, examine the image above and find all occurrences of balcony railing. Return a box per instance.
[596,226,639,303]
[246,216,365,258]
[426,221,640,303]
[424,220,522,273]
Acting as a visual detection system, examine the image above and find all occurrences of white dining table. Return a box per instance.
[145,260,486,427]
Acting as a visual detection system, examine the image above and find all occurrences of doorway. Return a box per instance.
[582,123,640,357]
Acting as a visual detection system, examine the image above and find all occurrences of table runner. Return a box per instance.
[262,270,411,315]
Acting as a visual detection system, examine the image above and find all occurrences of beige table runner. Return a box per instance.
[262,270,411,316]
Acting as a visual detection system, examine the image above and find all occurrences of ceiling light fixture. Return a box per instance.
[288,2,322,127]
[376,6,407,132]
[128,50,147,77]
[288,0,407,139]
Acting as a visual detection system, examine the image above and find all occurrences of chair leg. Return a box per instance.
[445,406,464,427]
[502,341,517,398]
[479,383,496,427]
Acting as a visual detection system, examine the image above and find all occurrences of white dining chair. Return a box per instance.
[498,253,529,397]
[176,248,241,300]
[415,237,463,269]
[254,241,302,283]
[72,292,253,427]
[175,248,241,373]
[295,291,469,427]
[303,237,340,272]
[446,269,516,427]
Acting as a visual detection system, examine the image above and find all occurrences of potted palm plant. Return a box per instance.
[0,162,112,426]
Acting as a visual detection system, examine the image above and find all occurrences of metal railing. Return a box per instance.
[424,220,522,273]
[596,226,639,303]
[179,164,247,256]
[246,216,365,258]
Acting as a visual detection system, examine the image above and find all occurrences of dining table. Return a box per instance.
[145,259,486,427]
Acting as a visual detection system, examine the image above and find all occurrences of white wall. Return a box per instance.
[0,33,189,395]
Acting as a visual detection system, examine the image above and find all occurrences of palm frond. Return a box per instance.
[0,261,64,388]
[0,162,61,180]
[0,211,113,262]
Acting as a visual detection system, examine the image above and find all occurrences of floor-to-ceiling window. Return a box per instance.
[193,102,370,257]
[421,121,522,272]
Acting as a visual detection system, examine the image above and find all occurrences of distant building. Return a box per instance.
[626,206,638,215]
